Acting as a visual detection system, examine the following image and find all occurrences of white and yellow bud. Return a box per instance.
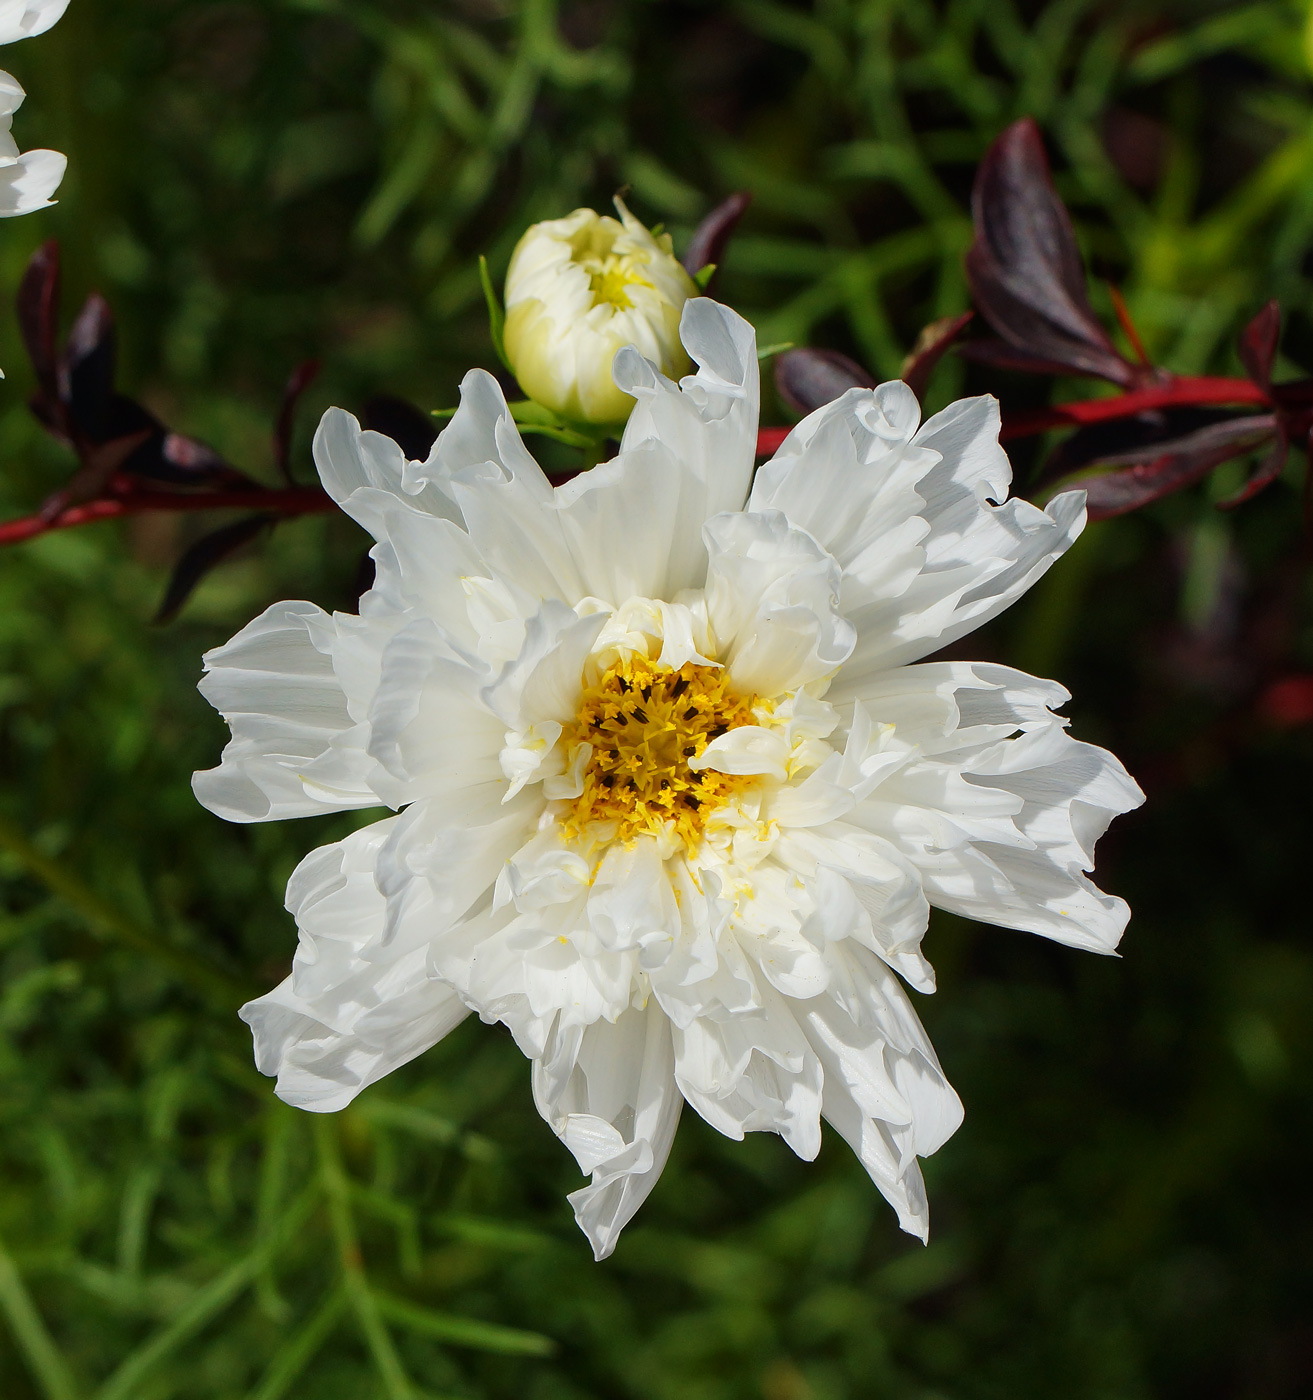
[503,199,698,426]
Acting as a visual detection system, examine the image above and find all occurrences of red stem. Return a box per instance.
[0,374,1279,546]
[0,486,335,545]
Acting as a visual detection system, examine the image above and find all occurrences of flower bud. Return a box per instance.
[503,199,698,426]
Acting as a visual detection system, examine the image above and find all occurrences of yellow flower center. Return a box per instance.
[561,655,759,848]
[567,227,652,310]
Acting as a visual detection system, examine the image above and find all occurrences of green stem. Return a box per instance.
[0,814,250,1007]
[314,1118,415,1400]
[0,1226,82,1400]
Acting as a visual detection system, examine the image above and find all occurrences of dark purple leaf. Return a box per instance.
[58,295,118,441]
[154,513,277,624]
[143,430,251,488]
[17,240,60,403]
[966,118,1135,386]
[901,312,973,400]
[682,191,752,285]
[775,347,876,417]
[1217,432,1288,511]
[38,429,154,521]
[954,340,1098,377]
[1081,432,1275,520]
[362,395,439,461]
[274,360,321,485]
[1042,409,1273,484]
[1238,300,1280,392]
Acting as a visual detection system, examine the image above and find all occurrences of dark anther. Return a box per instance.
[671,676,689,699]
[640,684,652,701]
[709,725,728,739]
[683,706,699,721]
[619,677,631,692]
[686,795,701,809]
[609,749,619,760]
[614,713,628,725]
[600,774,614,788]
[632,707,648,724]
[683,745,697,757]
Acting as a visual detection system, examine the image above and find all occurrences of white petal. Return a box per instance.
[672,979,823,1160]
[193,601,379,821]
[850,666,1145,952]
[612,298,760,594]
[0,145,63,216]
[756,388,1085,675]
[702,508,855,696]
[0,1,68,44]
[415,371,589,604]
[241,821,470,1112]
[532,1000,682,1259]
[314,407,461,538]
[365,619,506,809]
[790,943,963,1241]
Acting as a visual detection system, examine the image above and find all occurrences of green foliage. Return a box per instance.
[0,1,1312,1397]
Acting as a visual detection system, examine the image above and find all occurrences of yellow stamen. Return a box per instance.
[560,655,759,849]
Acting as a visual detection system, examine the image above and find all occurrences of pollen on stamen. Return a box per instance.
[558,655,759,850]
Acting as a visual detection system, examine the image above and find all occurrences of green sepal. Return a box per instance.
[507,400,606,449]
[693,263,716,289]
[757,341,794,360]
[478,254,511,371]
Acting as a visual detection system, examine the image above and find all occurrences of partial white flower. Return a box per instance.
[503,199,697,426]
[195,298,1144,1260]
[0,0,68,220]
[0,0,67,44]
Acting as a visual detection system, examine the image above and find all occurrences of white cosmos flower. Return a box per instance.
[503,199,696,426]
[0,0,68,219]
[194,298,1144,1260]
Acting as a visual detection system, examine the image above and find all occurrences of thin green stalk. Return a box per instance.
[314,1117,415,1400]
[93,1189,317,1400]
[0,814,249,1007]
[247,1286,347,1400]
[0,1225,82,1400]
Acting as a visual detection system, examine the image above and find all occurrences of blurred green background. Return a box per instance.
[0,0,1311,1396]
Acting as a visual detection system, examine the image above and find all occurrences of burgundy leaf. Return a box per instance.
[17,240,60,403]
[154,513,277,624]
[955,339,1113,378]
[1238,300,1280,392]
[1043,411,1276,484]
[59,295,118,441]
[137,430,252,489]
[966,118,1134,386]
[775,347,876,417]
[682,191,752,284]
[1217,432,1288,511]
[362,395,439,462]
[1081,436,1270,520]
[38,429,154,521]
[901,312,973,401]
[274,360,321,485]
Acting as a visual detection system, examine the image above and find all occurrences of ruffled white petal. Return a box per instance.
[532,999,682,1260]
[703,508,855,695]
[612,298,760,595]
[240,822,470,1112]
[0,0,68,44]
[789,943,962,1241]
[754,386,1086,677]
[193,601,379,821]
[0,70,63,216]
[846,663,1145,951]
